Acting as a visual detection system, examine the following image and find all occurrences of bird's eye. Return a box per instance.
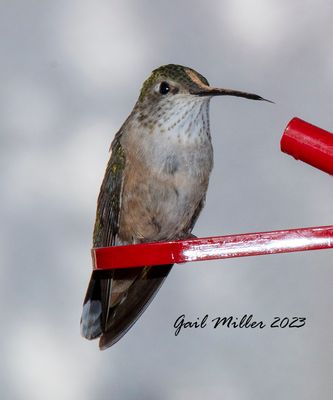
[159,81,170,95]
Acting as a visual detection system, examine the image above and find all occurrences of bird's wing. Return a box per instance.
[81,131,126,340]
[93,130,125,248]
[81,131,172,349]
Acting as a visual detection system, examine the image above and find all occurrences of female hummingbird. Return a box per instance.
[80,64,269,350]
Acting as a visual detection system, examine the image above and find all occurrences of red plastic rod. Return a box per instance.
[281,117,333,175]
[92,225,333,270]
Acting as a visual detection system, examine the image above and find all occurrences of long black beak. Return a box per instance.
[191,87,273,103]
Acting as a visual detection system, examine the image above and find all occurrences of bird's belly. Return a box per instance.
[119,166,209,243]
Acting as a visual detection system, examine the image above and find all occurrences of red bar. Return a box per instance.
[92,225,333,270]
[281,117,333,175]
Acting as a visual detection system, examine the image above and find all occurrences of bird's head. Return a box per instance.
[138,63,269,107]
[132,64,270,136]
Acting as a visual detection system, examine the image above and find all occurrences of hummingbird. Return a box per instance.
[80,64,269,350]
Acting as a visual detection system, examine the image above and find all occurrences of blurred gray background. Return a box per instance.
[1,1,333,399]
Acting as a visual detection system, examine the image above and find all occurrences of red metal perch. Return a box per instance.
[92,118,333,271]
[281,117,333,175]
[92,225,333,270]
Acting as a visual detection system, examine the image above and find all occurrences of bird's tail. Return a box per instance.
[80,264,173,349]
